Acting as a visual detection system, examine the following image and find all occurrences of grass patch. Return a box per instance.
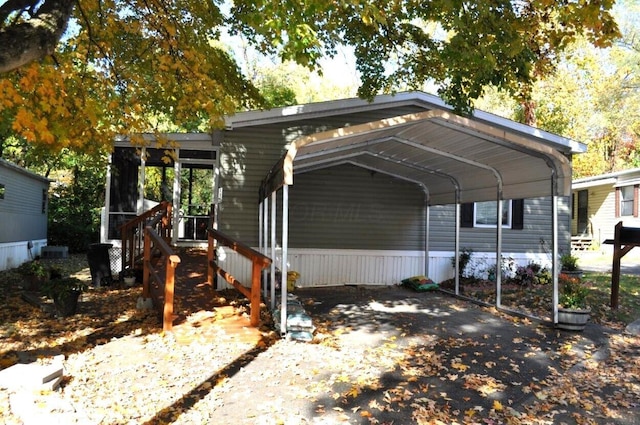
[443,272,640,330]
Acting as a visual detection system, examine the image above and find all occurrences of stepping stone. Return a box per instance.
[0,362,63,391]
[626,318,640,336]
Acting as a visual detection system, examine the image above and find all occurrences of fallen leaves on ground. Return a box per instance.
[0,257,639,424]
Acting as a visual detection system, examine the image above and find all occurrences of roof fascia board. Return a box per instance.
[572,178,616,190]
[470,109,585,154]
[573,168,640,185]
[225,92,449,129]
[114,133,220,147]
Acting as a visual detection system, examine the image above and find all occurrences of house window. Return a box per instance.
[461,199,524,229]
[0,183,4,199]
[42,189,47,213]
[474,201,511,227]
[619,186,635,217]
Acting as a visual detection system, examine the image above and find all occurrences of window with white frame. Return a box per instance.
[474,201,511,227]
[461,199,524,229]
[620,185,635,217]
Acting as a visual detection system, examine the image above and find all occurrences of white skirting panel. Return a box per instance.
[0,239,47,271]
[213,248,456,289]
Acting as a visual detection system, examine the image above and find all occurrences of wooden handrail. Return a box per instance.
[120,201,172,274]
[207,228,271,326]
[143,225,181,332]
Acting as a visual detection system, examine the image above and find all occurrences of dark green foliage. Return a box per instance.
[451,247,473,279]
[560,253,579,271]
[48,162,106,253]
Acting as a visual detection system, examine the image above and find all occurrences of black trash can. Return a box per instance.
[87,243,113,287]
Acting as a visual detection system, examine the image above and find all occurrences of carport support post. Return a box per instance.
[261,199,269,299]
[552,193,559,324]
[425,202,430,278]
[454,202,460,295]
[270,192,277,311]
[280,184,289,336]
[259,199,263,296]
[496,198,503,307]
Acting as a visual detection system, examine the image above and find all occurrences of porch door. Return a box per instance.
[176,150,219,242]
[577,189,589,236]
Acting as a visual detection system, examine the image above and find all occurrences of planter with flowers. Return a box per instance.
[17,259,50,291]
[560,253,583,279]
[41,276,87,317]
[556,273,590,331]
[121,268,137,287]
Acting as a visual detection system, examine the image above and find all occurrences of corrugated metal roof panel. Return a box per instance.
[263,108,573,205]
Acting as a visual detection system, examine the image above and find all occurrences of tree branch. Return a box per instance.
[0,0,76,73]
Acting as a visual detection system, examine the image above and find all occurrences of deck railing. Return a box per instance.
[120,201,172,274]
[207,228,271,327]
[143,213,181,332]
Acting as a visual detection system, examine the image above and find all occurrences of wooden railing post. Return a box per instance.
[120,201,173,276]
[163,256,179,332]
[207,232,215,286]
[207,228,271,328]
[250,260,262,327]
[143,230,151,299]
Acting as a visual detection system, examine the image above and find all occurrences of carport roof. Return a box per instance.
[253,92,584,205]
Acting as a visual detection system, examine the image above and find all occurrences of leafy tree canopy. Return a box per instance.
[0,0,619,157]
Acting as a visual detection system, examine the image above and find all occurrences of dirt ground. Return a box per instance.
[1,257,640,424]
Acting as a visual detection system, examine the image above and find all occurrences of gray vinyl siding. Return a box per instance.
[218,106,429,245]
[428,197,570,254]
[0,162,49,243]
[288,165,426,249]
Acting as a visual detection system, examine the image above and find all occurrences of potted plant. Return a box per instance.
[560,253,582,278]
[556,273,590,331]
[41,276,87,317]
[17,259,50,291]
[121,268,137,287]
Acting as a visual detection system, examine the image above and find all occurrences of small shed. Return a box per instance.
[0,159,50,270]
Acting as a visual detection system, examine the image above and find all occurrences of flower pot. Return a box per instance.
[124,276,136,287]
[52,290,81,317]
[560,270,584,279]
[556,307,590,331]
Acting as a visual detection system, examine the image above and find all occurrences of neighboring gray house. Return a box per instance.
[571,168,640,250]
[0,158,50,271]
[101,92,581,285]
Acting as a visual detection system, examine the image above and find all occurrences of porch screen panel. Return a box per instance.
[108,147,140,239]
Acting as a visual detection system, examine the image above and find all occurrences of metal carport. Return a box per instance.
[258,96,584,334]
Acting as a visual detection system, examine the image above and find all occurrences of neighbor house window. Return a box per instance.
[461,199,524,229]
[0,183,4,199]
[617,185,638,217]
[42,188,47,213]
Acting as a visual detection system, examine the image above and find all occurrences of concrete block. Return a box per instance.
[0,362,63,391]
[41,246,69,259]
